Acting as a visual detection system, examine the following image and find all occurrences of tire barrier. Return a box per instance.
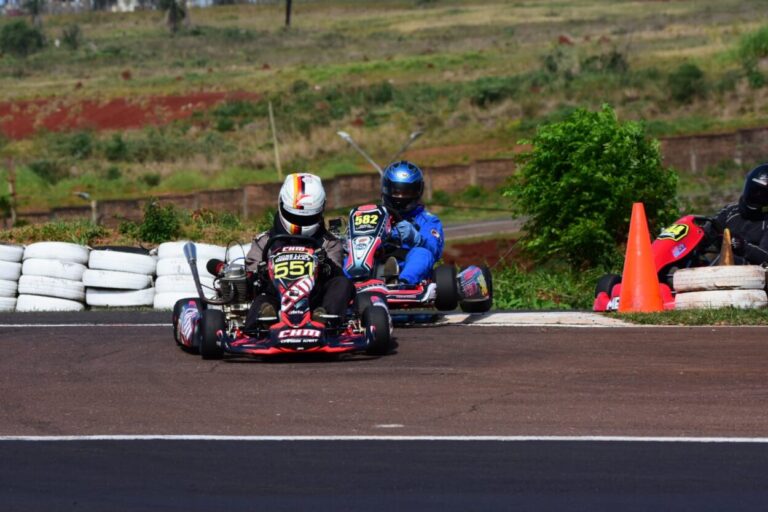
[0,241,233,311]
[84,248,156,308]
[673,266,768,310]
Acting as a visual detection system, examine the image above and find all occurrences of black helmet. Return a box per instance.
[381,160,424,216]
[741,163,768,215]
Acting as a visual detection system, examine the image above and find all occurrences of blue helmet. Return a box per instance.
[382,160,424,215]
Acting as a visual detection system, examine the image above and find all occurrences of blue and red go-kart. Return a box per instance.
[593,215,721,312]
[172,235,393,359]
[342,204,493,314]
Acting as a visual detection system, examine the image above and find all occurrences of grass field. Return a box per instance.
[1,0,768,213]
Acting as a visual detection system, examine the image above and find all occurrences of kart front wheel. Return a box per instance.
[434,264,459,311]
[363,305,392,355]
[460,265,493,313]
[595,273,622,298]
[172,297,203,353]
[200,309,225,360]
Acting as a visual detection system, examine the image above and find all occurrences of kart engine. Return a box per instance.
[218,263,253,305]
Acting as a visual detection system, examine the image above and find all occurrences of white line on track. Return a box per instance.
[3,435,768,443]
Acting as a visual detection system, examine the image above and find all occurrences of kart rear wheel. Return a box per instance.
[363,305,392,355]
[172,297,203,353]
[200,309,225,360]
[460,265,493,313]
[434,264,459,311]
[595,273,622,298]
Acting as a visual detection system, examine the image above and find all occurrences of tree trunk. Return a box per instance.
[285,0,292,27]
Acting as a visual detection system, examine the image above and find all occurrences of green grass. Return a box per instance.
[620,308,768,326]
[3,0,768,211]
[492,264,602,310]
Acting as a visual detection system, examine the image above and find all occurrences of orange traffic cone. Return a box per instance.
[618,202,663,313]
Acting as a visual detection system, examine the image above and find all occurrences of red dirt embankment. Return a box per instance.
[0,91,260,139]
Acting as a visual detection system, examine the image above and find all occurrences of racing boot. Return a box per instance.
[382,256,399,284]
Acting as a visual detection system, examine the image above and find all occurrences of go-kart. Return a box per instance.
[342,204,493,314]
[172,235,393,359]
[593,215,721,312]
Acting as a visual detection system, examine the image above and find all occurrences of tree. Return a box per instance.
[158,0,189,34]
[0,19,45,58]
[504,104,678,268]
[23,0,45,28]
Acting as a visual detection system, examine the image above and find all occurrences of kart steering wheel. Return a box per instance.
[260,233,323,262]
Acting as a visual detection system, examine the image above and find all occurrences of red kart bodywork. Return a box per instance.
[593,215,716,312]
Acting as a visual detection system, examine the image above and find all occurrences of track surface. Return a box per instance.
[3,318,768,509]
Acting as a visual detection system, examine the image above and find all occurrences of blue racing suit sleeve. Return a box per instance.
[413,210,444,260]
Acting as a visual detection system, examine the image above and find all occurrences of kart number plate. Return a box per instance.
[658,223,689,242]
[272,254,314,279]
[353,213,380,232]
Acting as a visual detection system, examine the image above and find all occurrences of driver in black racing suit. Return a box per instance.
[715,163,768,264]
[242,173,355,333]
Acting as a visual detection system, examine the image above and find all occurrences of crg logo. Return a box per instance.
[278,329,321,339]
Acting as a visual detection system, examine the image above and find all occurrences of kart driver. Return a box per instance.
[242,173,355,332]
[715,162,768,264]
[381,160,445,284]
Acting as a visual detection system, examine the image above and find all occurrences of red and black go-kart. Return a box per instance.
[593,215,721,311]
[342,204,493,314]
[172,235,393,358]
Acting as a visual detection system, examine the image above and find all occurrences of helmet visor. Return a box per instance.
[280,203,322,227]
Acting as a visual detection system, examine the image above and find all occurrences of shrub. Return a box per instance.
[61,24,82,51]
[0,20,45,57]
[504,104,678,269]
[470,76,521,107]
[55,131,94,160]
[668,62,707,103]
[104,133,129,161]
[138,200,181,243]
[28,160,68,184]
[738,25,768,87]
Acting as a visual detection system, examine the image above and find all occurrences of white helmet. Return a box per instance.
[278,173,326,236]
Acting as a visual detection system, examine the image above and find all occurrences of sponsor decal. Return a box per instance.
[672,243,687,258]
[431,229,441,239]
[180,305,198,345]
[658,223,689,242]
[279,328,321,339]
[396,171,410,179]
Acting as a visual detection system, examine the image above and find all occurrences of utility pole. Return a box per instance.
[268,101,283,181]
[6,158,16,228]
[285,0,292,27]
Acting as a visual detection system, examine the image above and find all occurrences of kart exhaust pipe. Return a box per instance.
[183,242,208,304]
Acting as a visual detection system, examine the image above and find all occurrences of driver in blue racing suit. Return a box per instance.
[381,161,444,284]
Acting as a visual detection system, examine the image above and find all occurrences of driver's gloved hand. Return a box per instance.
[731,236,747,256]
[395,220,422,246]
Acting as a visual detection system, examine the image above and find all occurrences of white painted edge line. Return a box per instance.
[3,435,768,443]
[0,323,168,328]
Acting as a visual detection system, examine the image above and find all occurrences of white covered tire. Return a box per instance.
[0,244,24,263]
[154,291,201,310]
[0,279,17,298]
[673,266,766,292]
[86,288,155,307]
[18,275,85,301]
[0,297,15,311]
[23,242,89,264]
[155,275,215,294]
[157,242,226,262]
[82,269,153,290]
[16,294,84,312]
[156,258,214,278]
[0,260,22,281]
[89,250,157,275]
[675,289,768,310]
[22,259,86,281]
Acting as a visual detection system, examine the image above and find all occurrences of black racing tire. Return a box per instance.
[172,297,203,353]
[460,265,493,313]
[91,245,151,255]
[434,264,459,311]
[363,305,392,355]
[595,273,622,298]
[200,309,225,360]
[354,291,387,316]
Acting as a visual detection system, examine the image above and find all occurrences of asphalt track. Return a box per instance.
[2,312,768,510]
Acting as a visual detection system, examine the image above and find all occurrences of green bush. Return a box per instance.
[668,62,707,103]
[28,160,68,184]
[138,200,181,243]
[738,25,768,87]
[61,24,82,51]
[505,104,678,268]
[0,20,45,57]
